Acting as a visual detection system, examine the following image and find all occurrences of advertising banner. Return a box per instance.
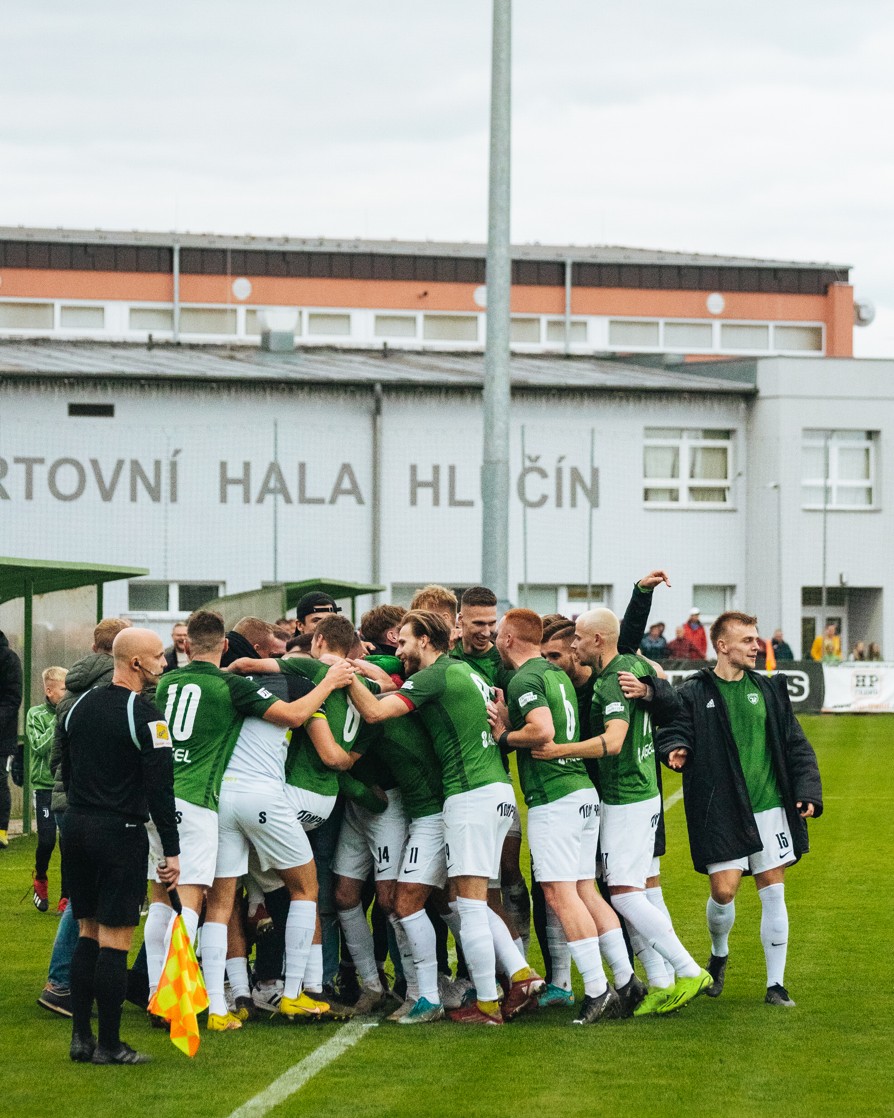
[662,661,824,713]
[821,663,894,712]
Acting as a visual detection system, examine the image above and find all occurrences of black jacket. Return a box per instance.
[50,652,115,813]
[0,631,23,756]
[656,669,823,875]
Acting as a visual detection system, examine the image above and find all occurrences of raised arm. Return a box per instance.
[348,675,411,723]
[618,572,670,654]
[264,662,354,728]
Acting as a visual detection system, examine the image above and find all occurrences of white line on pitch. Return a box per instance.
[663,787,684,811]
[227,1021,378,1118]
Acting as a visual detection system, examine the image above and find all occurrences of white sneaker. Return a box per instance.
[387,998,415,1022]
[441,976,474,1010]
[251,979,284,1014]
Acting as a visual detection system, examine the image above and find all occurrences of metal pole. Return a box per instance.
[820,433,829,640]
[371,383,383,600]
[564,259,572,356]
[96,581,104,624]
[481,0,512,609]
[22,574,33,835]
[272,419,279,583]
[520,424,528,607]
[587,428,595,608]
[172,242,181,343]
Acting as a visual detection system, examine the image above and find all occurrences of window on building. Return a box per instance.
[0,302,54,329]
[128,581,222,614]
[692,584,734,619]
[179,307,237,335]
[307,313,351,336]
[801,430,877,509]
[517,585,558,614]
[374,315,417,338]
[664,321,713,349]
[423,315,479,342]
[774,324,823,352]
[720,323,770,351]
[510,318,541,343]
[608,319,660,347]
[60,305,105,329]
[801,587,847,608]
[643,428,733,506]
[545,320,588,344]
[129,307,174,331]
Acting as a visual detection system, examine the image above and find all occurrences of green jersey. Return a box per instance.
[378,713,444,819]
[507,658,592,808]
[397,654,510,799]
[714,675,781,813]
[156,662,278,810]
[591,653,657,806]
[450,642,514,694]
[281,658,379,796]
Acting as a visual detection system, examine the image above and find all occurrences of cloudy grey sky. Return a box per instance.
[3,0,893,352]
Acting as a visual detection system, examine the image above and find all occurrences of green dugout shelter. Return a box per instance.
[0,557,148,833]
[199,579,385,628]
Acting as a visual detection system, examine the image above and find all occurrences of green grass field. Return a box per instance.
[3,715,892,1118]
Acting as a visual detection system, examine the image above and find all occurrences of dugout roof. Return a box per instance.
[200,579,386,627]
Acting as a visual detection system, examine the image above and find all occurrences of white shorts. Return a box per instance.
[706,806,796,876]
[648,856,661,879]
[444,782,515,881]
[215,783,313,878]
[332,789,408,883]
[599,795,662,889]
[147,797,217,888]
[284,784,338,832]
[398,813,448,888]
[528,788,601,883]
[506,801,522,841]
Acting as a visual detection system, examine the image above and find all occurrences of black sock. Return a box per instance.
[70,936,100,1041]
[95,947,128,1050]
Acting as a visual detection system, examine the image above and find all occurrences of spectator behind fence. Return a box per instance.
[868,642,883,661]
[0,629,22,850]
[640,622,669,660]
[683,609,708,659]
[667,626,702,661]
[771,630,794,661]
[810,624,841,663]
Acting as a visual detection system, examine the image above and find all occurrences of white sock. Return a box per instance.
[389,915,419,1002]
[226,956,250,999]
[398,909,440,1003]
[502,880,531,955]
[627,925,674,988]
[758,883,788,987]
[201,921,229,1017]
[646,887,678,982]
[546,905,572,990]
[455,897,498,1002]
[443,902,463,947]
[706,896,735,958]
[612,891,700,979]
[337,904,382,989]
[144,902,171,997]
[304,943,324,993]
[598,927,633,988]
[284,899,316,999]
[485,906,528,979]
[569,936,608,997]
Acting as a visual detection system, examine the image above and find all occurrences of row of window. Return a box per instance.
[643,428,877,509]
[0,298,826,355]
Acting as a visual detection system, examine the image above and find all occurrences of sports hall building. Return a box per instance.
[0,226,888,688]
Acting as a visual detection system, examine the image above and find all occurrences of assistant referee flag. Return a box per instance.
[148,891,208,1057]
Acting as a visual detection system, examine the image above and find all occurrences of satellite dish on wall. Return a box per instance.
[854,299,876,327]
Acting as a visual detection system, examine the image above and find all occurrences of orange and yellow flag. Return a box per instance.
[148,912,208,1057]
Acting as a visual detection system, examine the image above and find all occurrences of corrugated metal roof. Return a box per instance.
[0,225,849,272]
[0,341,755,394]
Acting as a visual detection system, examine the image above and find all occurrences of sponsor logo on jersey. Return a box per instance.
[257,688,273,699]
[604,701,625,716]
[172,747,191,763]
[638,741,655,764]
[402,680,414,690]
[149,721,172,748]
[518,691,537,707]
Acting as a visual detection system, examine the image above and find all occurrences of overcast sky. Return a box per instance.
[3,0,893,353]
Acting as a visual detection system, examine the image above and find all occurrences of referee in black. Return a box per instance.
[59,627,180,1065]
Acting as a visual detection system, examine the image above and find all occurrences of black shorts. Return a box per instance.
[61,811,148,928]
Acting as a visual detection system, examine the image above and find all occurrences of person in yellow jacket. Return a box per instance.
[810,625,841,663]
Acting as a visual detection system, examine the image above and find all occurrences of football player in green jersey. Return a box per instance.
[536,608,711,1016]
[451,586,529,954]
[144,610,353,1027]
[348,610,544,1026]
[492,609,643,1023]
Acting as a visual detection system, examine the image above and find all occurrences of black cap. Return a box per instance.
[295,591,341,621]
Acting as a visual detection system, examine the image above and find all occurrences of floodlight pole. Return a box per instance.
[481,0,512,610]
